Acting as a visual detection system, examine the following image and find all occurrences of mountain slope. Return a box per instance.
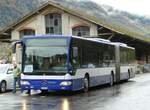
[51,0,150,38]
[0,0,150,39]
[0,0,42,30]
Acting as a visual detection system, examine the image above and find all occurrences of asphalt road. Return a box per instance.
[1,73,150,110]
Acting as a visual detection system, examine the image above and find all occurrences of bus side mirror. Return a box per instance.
[73,47,78,58]
[12,41,23,53]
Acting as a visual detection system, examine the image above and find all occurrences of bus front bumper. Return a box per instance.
[20,79,73,91]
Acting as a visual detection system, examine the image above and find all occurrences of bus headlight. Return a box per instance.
[60,81,72,86]
[21,81,30,85]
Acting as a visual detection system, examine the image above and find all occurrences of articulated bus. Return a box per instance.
[13,35,136,93]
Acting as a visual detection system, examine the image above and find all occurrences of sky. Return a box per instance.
[91,0,150,16]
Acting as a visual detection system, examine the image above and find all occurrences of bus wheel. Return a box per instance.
[26,89,31,95]
[128,70,130,79]
[41,90,48,94]
[127,69,130,80]
[110,74,114,86]
[83,76,89,92]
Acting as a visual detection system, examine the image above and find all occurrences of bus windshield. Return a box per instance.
[23,39,68,75]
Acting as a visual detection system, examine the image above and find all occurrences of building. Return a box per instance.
[0,1,150,65]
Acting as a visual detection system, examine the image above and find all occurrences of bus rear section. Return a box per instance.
[119,44,136,80]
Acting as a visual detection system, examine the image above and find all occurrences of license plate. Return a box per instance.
[41,87,48,90]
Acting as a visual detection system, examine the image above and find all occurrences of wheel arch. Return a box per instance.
[1,80,7,85]
[0,80,7,92]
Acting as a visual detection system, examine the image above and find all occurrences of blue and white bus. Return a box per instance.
[13,35,136,93]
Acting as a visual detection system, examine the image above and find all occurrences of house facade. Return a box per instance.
[11,6,98,41]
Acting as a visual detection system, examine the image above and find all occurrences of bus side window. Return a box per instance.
[73,47,78,58]
[72,47,80,68]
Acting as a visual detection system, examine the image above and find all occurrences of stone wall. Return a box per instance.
[0,42,11,63]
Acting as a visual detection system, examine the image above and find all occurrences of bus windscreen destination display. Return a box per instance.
[26,38,68,46]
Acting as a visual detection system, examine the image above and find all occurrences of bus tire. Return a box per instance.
[128,69,130,79]
[41,90,48,94]
[0,81,7,93]
[27,89,31,95]
[83,76,89,92]
[110,73,114,86]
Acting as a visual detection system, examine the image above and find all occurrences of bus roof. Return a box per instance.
[22,35,70,40]
[22,35,112,45]
[111,42,135,49]
[72,36,113,45]
[22,35,134,49]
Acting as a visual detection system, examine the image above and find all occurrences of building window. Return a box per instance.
[19,29,35,38]
[72,26,90,37]
[45,13,62,35]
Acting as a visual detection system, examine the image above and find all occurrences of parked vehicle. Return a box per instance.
[0,64,13,93]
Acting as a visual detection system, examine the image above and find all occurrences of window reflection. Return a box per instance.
[22,100,27,110]
[61,98,70,110]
